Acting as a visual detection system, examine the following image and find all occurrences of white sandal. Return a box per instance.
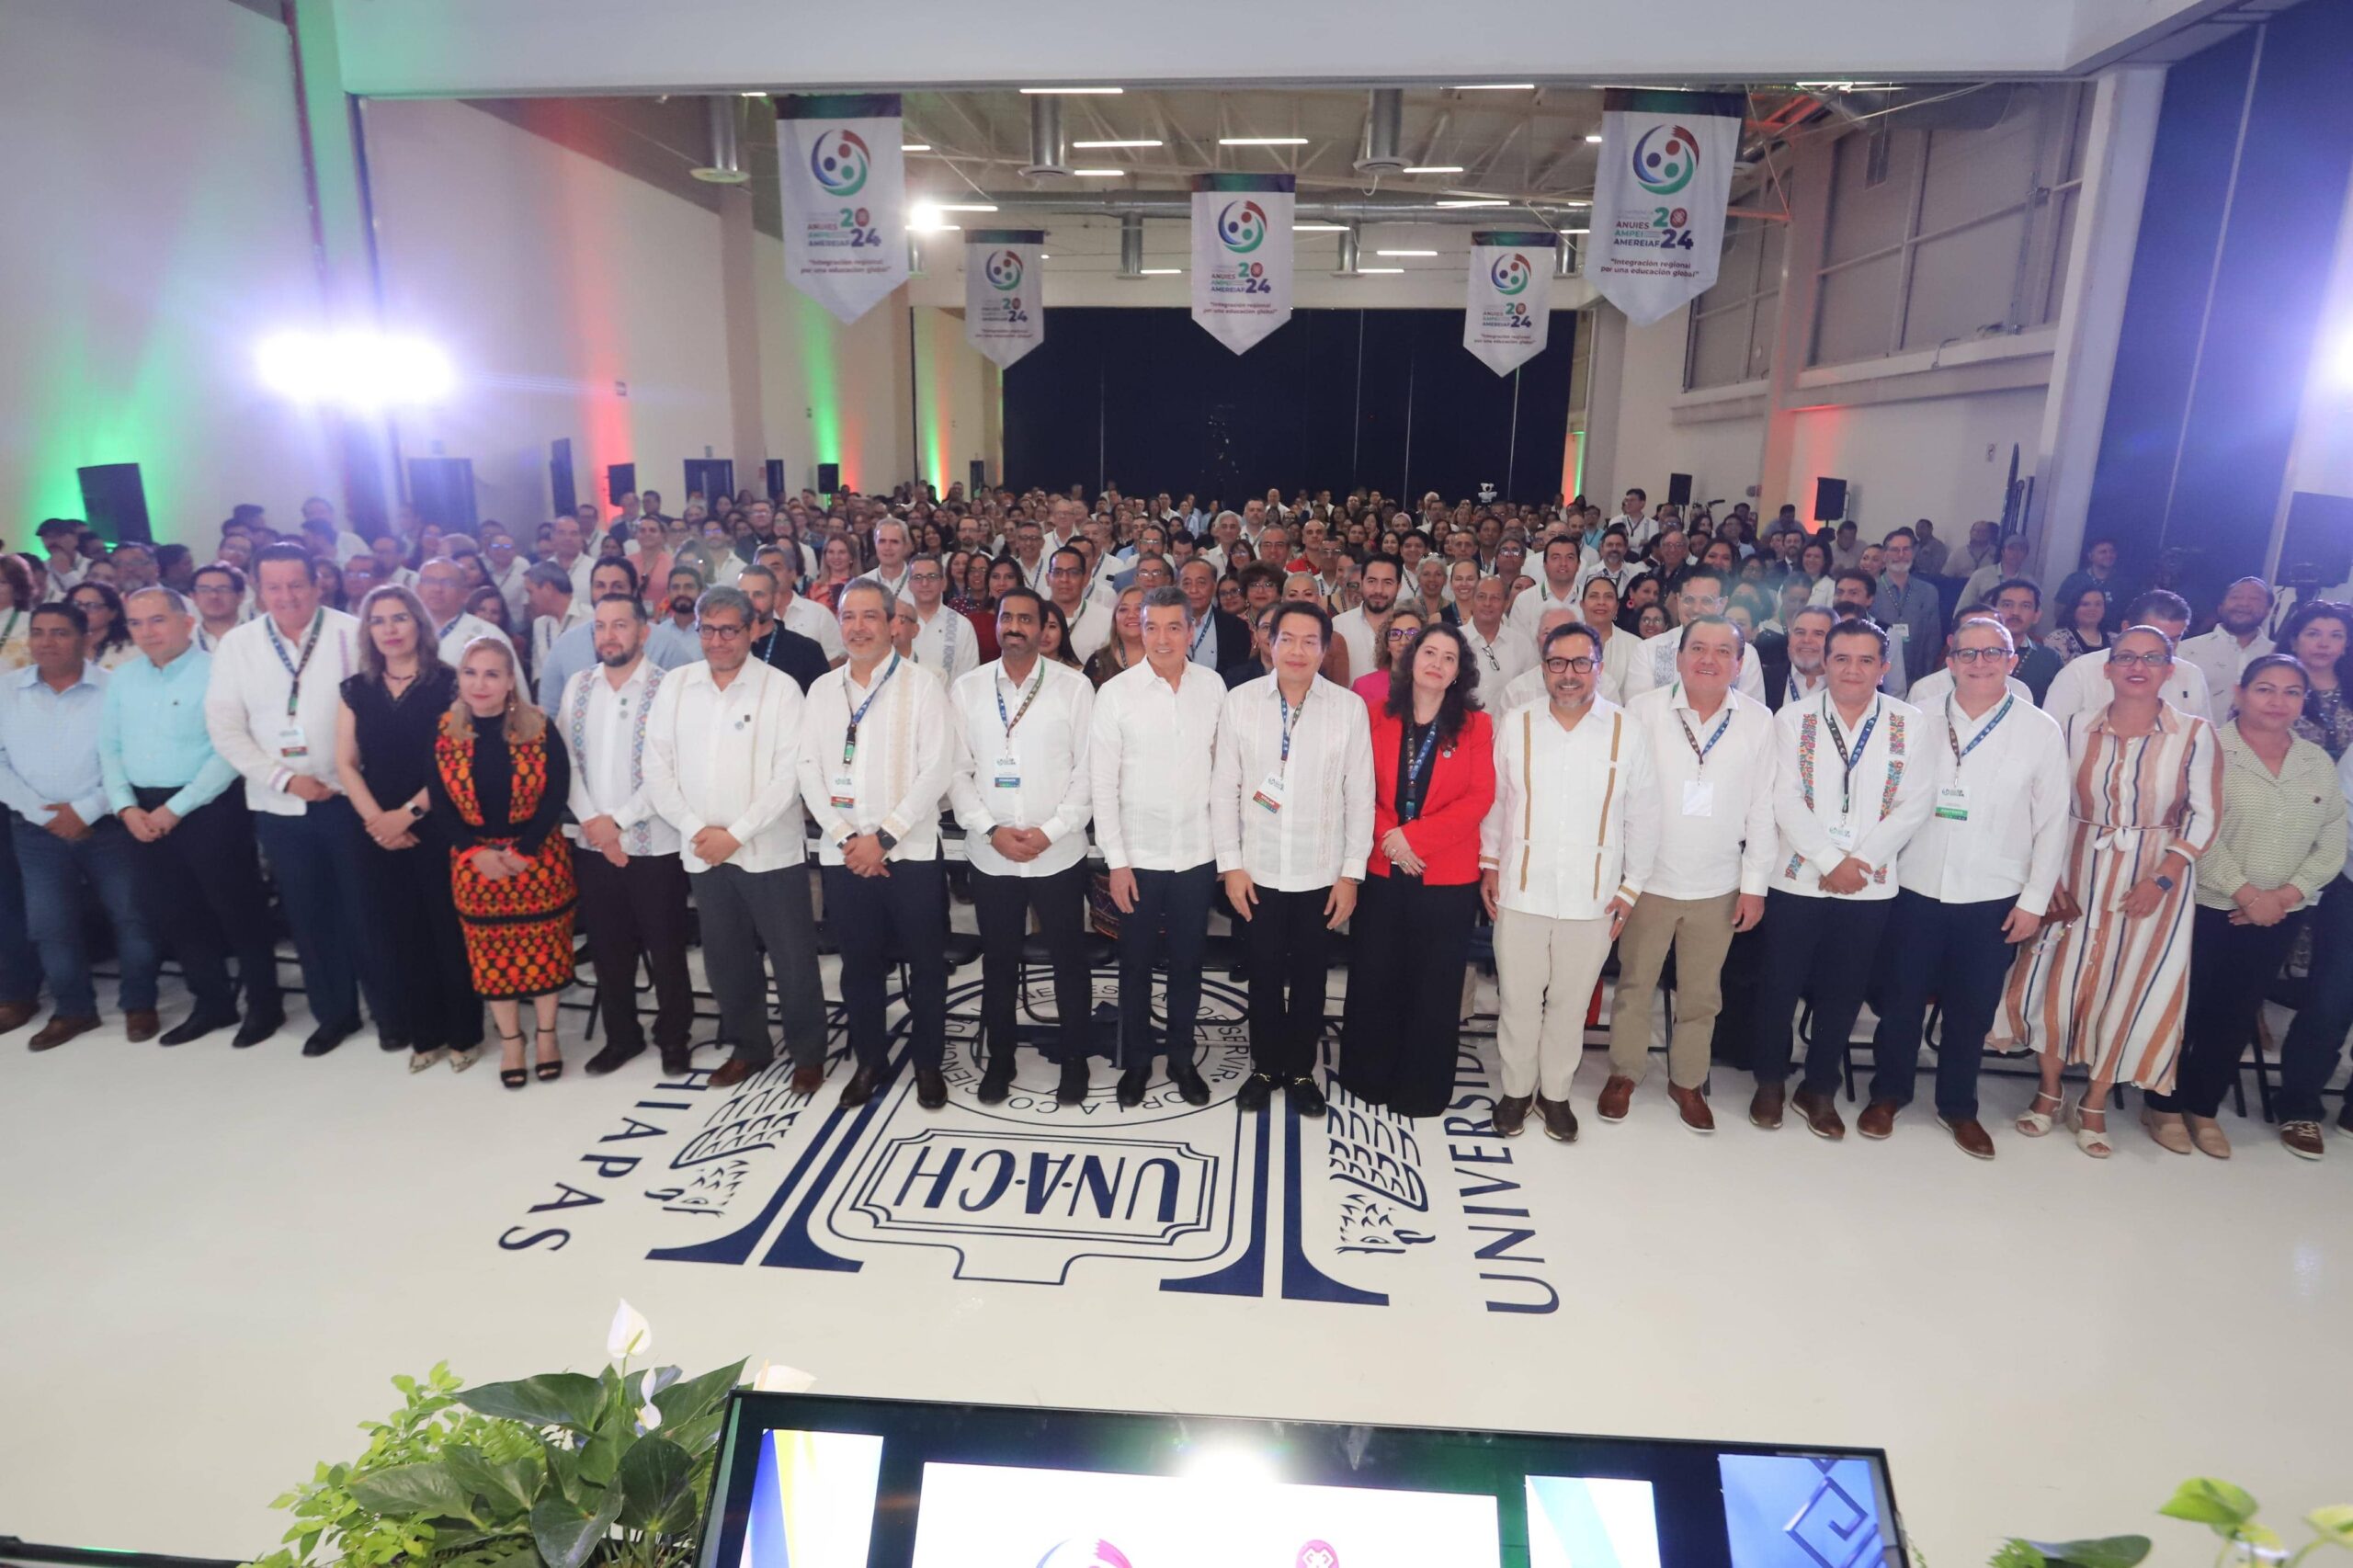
[2016,1088,2063,1137]
[2067,1101,2114,1159]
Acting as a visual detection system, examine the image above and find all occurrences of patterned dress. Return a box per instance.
[428,712,577,999]
[1994,704,2221,1090]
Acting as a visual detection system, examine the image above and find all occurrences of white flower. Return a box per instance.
[607,1300,653,1362]
[751,1360,815,1393]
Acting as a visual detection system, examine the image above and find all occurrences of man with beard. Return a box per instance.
[1988,577,2064,706]
[1330,552,1404,682]
[538,561,699,710]
[2177,576,2275,722]
[1776,604,1835,710]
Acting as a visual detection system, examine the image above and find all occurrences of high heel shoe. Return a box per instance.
[2068,1100,2114,1159]
[2016,1088,2063,1137]
[533,1023,563,1083]
[498,1029,528,1090]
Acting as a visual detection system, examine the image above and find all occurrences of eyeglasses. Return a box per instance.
[2109,650,2173,668]
[698,622,749,640]
[1948,646,2012,665]
[1542,656,1598,675]
[1386,627,1420,642]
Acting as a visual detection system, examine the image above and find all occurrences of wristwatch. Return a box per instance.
[407,801,427,819]
[2154,874,2175,892]
[874,829,898,853]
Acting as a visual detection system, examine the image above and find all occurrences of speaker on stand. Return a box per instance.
[1813,476,1849,525]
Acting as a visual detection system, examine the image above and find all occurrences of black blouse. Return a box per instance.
[426,711,570,857]
[341,665,456,806]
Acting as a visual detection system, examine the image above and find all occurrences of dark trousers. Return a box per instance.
[0,809,44,1006]
[256,799,385,1031]
[2278,873,2353,1123]
[823,858,949,1073]
[1114,863,1215,1069]
[972,859,1093,1065]
[1867,890,2017,1118]
[2149,903,2303,1117]
[1339,873,1479,1118]
[13,816,157,1018]
[693,861,829,1067]
[128,786,279,1018]
[574,846,695,1054]
[1243,884,1335,1078]
[1750,889,1893,1093]
[356,826,479,1051]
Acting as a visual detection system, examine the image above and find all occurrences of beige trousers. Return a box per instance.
[1494,906,1616,1101]
[1607,889,1738,1089]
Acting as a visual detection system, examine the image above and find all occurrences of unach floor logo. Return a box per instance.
[1631,123,1699,197]
[1218,199,1269,254]
[1490,252,1533,296]
[810,128,870,196]
[984,249,1025,290]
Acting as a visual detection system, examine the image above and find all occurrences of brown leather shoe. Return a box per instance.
[1748,1082,1786,1130]
[0,1000,37,1034]
[1791,1086,1847,1141]
[1493,1094,1531,1137]
[124,1010,161,1043]
[1857,1099,1899,1140]
[1668,1083,1715,1132]
[838,1065,880,1108]
[1938,1115,1996,1160]
[28,1015,99,1052]
[790,1062,827,1096]
[2280,1120,2326,1161]
[1597,1074,1637,1122]
[1535,1095,1579,1142]
[708,1055,764,1089]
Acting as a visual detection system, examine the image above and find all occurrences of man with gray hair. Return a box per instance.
[856,518,915,600]
[525,560,585,676]
[416,557,513,665]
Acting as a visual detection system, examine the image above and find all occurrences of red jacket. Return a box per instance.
[1363,700,1496,886]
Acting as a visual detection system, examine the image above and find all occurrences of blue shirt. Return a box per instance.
[0,663,111,828]
[535,615,702,710]
[100,644,239,818]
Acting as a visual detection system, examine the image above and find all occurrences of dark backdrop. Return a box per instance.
[1003,307,1575,507]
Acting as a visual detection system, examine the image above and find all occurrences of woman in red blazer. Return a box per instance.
[1339,623,1498,1118]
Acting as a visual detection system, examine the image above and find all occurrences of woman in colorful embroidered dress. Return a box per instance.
[426,634,577,1090]
[1995,625,2220,1158]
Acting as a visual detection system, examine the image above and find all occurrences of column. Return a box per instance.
[716,182,768,495]
[1756,135,1834,517]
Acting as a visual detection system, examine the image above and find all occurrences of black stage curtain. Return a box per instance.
[1004,307,1575,508]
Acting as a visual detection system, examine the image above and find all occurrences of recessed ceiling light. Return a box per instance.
[1358,266,1406,273]
[1021,85,1122,95]
[1585,133,1604,144]
[1074,138,1163,149]
[935,203,998,212]
[1139,267,1182,275]
[901,142,932,153]
[1375,249,1438,256]
[1402,165,1464,175]
[1072,168,1127,177]
[1457,83,1535,91]
[1219,136,1309,146]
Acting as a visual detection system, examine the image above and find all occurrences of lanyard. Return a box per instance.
[995,662,1046,740]
[1278,683,1310,767]
[841,653,901,766]
[1674,689,1735,769]
[265,609,324,719]
[1947,695,2015,766]
[1822,695,1881,817]
[1189,613,1213,657]
[1399,722,1441,823]
[438,614,463,645]
[760,623,782,665]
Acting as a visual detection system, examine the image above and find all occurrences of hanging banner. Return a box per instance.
[1189,172,1294,355]
[963,229,1046,369]
[1463,231,1558,376]
[775,94,907,324]
[1586,88,1745,326]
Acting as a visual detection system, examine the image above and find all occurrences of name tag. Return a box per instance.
[1681,779,1715,818]
[1828,820,1859,853]
[1935,783,1971,822]
[277,723,310,760]
[829,771,856,811]
[1252,771,1289,813]
[992,754,1021,790]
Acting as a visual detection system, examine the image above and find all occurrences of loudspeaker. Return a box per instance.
[2279,491,2353,589]
[969,459,987,494]
[1813,476,1848,522]
[549,438,575,518]
[816,461,841,494]
[606,463,636,506]
[1665,472,1693,507]
[764,459,785,501]
[683,459,735,505]
[76,463,151,545]
[407,458,478,532]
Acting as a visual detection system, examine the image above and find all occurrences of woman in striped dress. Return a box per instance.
[1995,626,2220,1156]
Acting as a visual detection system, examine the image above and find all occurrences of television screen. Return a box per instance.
[698,1393,1905,1568]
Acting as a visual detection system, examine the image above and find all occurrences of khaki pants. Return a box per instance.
[1608,889,1738,1089]
[1494,906,1616,1101]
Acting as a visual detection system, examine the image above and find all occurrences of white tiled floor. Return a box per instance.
[2,962,2347,1565]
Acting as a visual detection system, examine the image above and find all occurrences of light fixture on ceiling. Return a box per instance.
[1402,165,1464,175]
[1293,222,1349,233]
[739,91,767,98]
[1560,227,1590,234]
[1457,83,1535,91]
[1436,198,1509,208]
[1020,85,1122,95]
[901,142,932,153]
[1072,168,1127,177]
[1219,136,1309,146]
[935,203,998,212]
[1375,249,1437,256]
[1585,133,1604,143]
[1074,138,1163,148]
[1139,267,1182,275]
[1358,267,1405,274]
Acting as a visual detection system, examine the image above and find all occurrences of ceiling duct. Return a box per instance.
[1022,93,1070,177]
[690,96,748,184]
[1555,237,1577,277]
[1117,213,1143,278]
[1336,222,1361,276]
[1356,87,1406,175]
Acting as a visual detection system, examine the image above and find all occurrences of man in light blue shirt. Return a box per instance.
[102,587,283,1046]
[536,558,701,710]
[0,603,161,1050]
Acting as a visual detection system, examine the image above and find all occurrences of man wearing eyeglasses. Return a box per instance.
[1606,615,1776,1132]
[1620,565,1768,704]
[1902,608,2034,710]
[899,552,979,685]
[1045,547,1112,665]
[1860,614,2068,1158]
[1870,528,1941,695]
[2039,588,2208,726]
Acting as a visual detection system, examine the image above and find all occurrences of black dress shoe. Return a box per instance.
[1056,1059,1090,1105]
[233,1008,285,1049]
[1287,1074,1328,1118]
[379,1033,411,1053]
[660,1046,694,1077]
[1116,1066,1150,1108]
[301,1020,358,1058]
[1169,1064,1211,1107]
[585,1040,645,1076]
[839,1065,881,1108]
[1236,1073,1275,1113]
[915,1067,949,1110]
[159,1011,238,1047]
[976,1060,1015,1104]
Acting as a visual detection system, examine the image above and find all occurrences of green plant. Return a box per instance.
[248,1303,756,1568]
[1994,1480,2353,1568]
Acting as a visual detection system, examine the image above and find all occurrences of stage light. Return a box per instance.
[1437,198,1508,208]
[1293,222,1349,233]
[256,330,452,409]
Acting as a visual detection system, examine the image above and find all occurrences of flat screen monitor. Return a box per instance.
[695,1392,1907,1568]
